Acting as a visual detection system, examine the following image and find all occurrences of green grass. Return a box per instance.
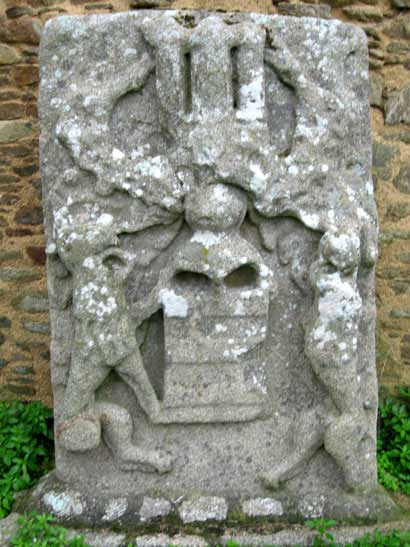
[0,401,54,518]
[377,386,410,495]
[305,519,410,546]
[10,512,88,547]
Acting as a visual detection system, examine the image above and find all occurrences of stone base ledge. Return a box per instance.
[12,472,403,530]
[2,512,410,547]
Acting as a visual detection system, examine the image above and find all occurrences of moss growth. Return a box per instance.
[202,246,209,263]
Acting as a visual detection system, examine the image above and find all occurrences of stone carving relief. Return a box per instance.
[39,10,384,518]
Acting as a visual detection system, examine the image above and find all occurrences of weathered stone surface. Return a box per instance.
[26,245,47,264]
[101,498,128,521]
[0,101,26,120]
[16,339,47,351]
[0,267,41,282]
[84,3,113,10]
[133,534,209,547]
[343,6,383,22]
[385,41,410,65]
[364,26,382,41]
[222,530,315,546]
[38,6,67,15]
[0,513,19,545]
[25,102,38,118]
[277,3,331,18]
[0,89,20,99]
[385,203,410,222]
[384,14,410,40]
[369,47,384,61]
[390,280,410,295]
[222,521,410,547]
[370,72,384,108]
[179,497,228,523]
[242,497,284,517]
[5,227,34,237]
[0,316,11,328]
[12,292,49,313]
[31,178,42,199]
[12,365,35,374]
[385,85,410,125]
[322,0,354,7]
[0,120,35,142]
[396,251,410,264]
[139,497,171,521]
[386,41,410,56]
[129,0,171,7]
[12,64,39,86]
[392,0,410,7]
[390,310,410,319]
[22,320,50,334]
[13,164,38,176]
[369,58,384,70]
[6,384,36,396]
[68,530,126,547]
[373,142,398,180]
[401,335,410,363]
[3,510,410,547]
[9,377,35,385]
[393,166,410,194]
[6,6,35,18]
[14,205,43,225]
[42,488,86,517]
[10,352,31,362]
[0,44,21,65]
[298,494,327,519]
[0,193,20,205]
[33,9,392,526]
[378,265,410,279]
[0,173,18,184]
[0,250,22,263]
[0,144,32,157]
[0,15,42,44]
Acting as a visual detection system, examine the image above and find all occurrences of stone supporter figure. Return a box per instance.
[306,230,375,490]
[260,228,375,492]
[54,211,172,474]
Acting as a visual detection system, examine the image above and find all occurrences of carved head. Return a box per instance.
[184,183,246,233]
[56,221,119,271]
[319,230,361,275]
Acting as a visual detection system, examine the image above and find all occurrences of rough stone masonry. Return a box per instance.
[30,9,401,527]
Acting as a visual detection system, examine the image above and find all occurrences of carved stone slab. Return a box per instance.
[37,10,398,525]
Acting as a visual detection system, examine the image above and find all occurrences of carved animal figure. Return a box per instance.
[54,213,172,474]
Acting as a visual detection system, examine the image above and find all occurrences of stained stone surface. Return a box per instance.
[36,9,398,525]
[242,497,284,517]
[139,497,171,521]
[179,497,228,523]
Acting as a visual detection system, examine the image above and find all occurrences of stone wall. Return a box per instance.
[0,0,409,406]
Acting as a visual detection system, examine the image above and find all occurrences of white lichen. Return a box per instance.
[191,231,222,247]
[159,289,189,318]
